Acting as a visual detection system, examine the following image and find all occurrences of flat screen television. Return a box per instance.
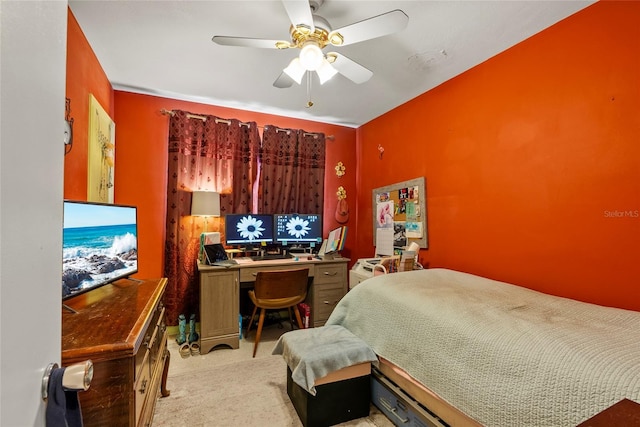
[274,213,323,246]
[62,200,138,300]
[224,214,274,246]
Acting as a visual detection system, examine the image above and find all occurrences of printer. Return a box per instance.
[349,243,422,289]
[349,258,386,289]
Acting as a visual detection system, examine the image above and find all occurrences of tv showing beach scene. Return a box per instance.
[62,200,138,300]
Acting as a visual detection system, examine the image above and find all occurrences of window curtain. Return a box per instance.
[164,110,259,325]
[258,126,325,214]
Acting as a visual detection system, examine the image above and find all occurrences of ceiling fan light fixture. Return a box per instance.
[283,58,305,84]
[275,41,291,49]
[328,31,344,46]
[299,42,324,71]
[316,58,338,84]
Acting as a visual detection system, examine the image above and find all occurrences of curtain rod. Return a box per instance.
[160,109,334,140]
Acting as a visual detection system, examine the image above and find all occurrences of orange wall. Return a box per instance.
[355,1,640,311]
[64,9,113,200]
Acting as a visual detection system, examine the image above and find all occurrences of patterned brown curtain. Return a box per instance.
[164,111,259,325]
[258,126,325,214]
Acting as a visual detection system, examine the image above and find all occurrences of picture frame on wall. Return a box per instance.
[372,176,428,249]
[87,93,115,203]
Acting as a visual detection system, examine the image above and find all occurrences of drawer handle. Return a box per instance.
[379,397,409,423]
[147,327,159,350]
[323,271,337,276]
[323,300,337,305]
[139,378,148,395]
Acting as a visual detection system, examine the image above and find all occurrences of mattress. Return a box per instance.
[326,268,640,426]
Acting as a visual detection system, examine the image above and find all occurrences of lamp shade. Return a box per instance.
[299,42,324,71]
[316,58,338,84]
[283,58,306,84]
[191,191,220,216]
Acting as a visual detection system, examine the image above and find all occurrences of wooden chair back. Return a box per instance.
[253,268,309,301]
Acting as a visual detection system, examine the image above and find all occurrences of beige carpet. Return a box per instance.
[153,323,394,427]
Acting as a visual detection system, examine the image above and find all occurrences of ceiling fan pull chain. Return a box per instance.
[306,71,314,108]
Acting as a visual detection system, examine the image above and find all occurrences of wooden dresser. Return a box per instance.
[62,278,170,427]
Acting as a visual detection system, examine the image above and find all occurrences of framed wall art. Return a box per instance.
[372,176,428,251]
[87,94,115,203]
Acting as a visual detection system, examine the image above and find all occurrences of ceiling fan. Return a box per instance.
[211,0,409,88]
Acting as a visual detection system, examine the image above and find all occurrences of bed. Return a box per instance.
[325,268,640,426]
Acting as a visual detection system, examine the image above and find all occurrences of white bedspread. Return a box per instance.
[326,268,640,427]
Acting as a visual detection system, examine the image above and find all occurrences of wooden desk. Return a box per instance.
[62,278,170,427]
[198,257,349,354]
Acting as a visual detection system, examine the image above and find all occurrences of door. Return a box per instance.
[1,1,68,425]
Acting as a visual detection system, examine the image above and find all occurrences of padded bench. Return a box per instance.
[273,325,378,427]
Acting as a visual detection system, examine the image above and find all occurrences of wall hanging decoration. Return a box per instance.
[335,161,345,177]
[378,144,385,159]
[63,98,74,156]
[87,94,115,203]
[335,186,349,224]
[372,177,428,253]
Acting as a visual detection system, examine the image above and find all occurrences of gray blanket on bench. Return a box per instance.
[272,325,378,395]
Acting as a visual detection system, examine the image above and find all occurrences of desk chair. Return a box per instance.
[246,268,309,357]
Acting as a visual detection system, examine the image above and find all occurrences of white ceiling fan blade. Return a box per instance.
[327,52,373,84]
[273,71,295,88]
[212,36,290,49]
[282,0,314,31]
[329,9,408,46]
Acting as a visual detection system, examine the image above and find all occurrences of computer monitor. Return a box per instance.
[274,214,323,246]
[224,214,274,246]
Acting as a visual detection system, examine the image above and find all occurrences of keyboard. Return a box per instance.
[212,259,238,267]
[250,254,289,261]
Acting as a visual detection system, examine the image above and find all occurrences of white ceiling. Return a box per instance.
[69,0,595,128]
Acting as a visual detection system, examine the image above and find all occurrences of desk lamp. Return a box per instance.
[191,191,220,231]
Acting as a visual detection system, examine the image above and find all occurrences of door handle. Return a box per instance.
[42,360,93,401]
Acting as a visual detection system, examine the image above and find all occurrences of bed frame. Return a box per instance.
[377,358,481,427]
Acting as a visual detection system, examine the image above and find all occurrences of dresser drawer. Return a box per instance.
[313,285,345,322]
[149,307,166,368]
[134,350,151,425]
[239,265,312,282]
[135,303,164,381]
[314,264,346,285]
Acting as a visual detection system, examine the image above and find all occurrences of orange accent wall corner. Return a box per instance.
[355,1,640,311]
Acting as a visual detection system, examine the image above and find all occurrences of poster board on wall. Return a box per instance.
[372,176,427,251]
[87,94,115,203]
